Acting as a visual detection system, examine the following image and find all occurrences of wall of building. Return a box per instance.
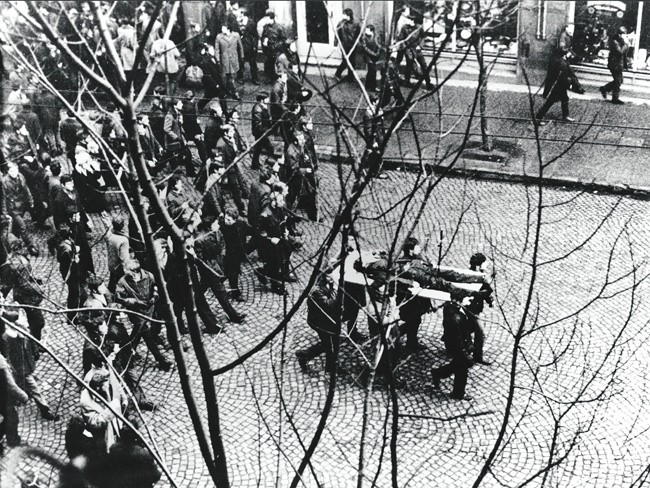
[517,0,571,85]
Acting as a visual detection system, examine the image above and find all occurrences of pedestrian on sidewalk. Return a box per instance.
[334,8,361,82]
[361,25,383,92]
[600,26,628,105]
[536,49,581,125]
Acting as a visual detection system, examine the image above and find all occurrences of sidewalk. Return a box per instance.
[235,68,650,198]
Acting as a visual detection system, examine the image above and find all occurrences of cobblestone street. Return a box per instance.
[2,157,649,487]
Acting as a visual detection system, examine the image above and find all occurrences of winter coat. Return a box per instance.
[4,173,33,213]
[251,102,272,139]
[543,52,575,100]
[214,31,244,75]
[307,279,339,335]
[247,180,271,230]
[163,111,184,151]
[105,229,130,272]
[147,39,181,74]
[115,270,157,314]
[608,35,629,72]
[336,19,360,52]
[441,301,474,363]
[0,253,43,305]
[240,18,258,54]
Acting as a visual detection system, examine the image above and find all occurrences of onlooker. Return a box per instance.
[220,207,250,302]
[215,23,244,100]
[600,26,628,105]
[361,25,382,92]
[148,30,181,95]
[251,91,274,169]
[103,215,130,293]
[238,8,259,84]
[4,160,38,256]
[334,9,361,82]
[261,9,286,82]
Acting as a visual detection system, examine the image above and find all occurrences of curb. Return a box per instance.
[315,145,650,201]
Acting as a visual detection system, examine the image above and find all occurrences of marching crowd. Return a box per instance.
[0,1,498,484]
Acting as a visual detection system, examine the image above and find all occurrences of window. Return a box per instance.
[393,1,519,57]
[572,1,639,69]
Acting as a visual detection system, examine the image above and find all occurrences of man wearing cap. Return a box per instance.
[238,8,260,85]
[261,9,286,82]
[251,92,274,169]
[600,26,629,104]
[103,215,130,293]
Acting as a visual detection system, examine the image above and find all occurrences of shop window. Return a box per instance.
[393,1,519,57]
[305,0,330,44]
[572,1,637,69]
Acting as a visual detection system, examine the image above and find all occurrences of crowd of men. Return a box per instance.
[0,1,498,483]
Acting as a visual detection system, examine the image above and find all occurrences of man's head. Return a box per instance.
[223,207,239,226]
[343,8,353,22]
[257,91,270,106]
[266,8,275,20]
[168,173,183,193]
[112,215,125,233]
[61,174,74,191]
[228,109,240,125]
[365,25,375,37]
[403,236,421,258]
[469,252,487,272]
[125,259,142,280]
[221,24,230,35]
[50,161,62,177]
[449,289,464,304]
[565,23,575,36]
[89,369,110,392]
[618,26,627,36]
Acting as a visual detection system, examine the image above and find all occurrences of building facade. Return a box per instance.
[185,1,650,87]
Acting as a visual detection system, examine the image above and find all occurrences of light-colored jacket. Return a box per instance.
[148,38,181,74]
[215,31,243,75]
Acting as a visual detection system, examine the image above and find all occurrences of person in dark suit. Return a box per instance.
[334,8,361,82]
[251,91,274,169]
[600,26,629,104]
[238,8,259,84]
[220,207,251,302]
[431,289,475,401]
[181,91,207,165]
[536,50,580,125]
[295,270,340,373]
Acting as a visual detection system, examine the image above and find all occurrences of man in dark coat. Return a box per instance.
[261,10,286,82]
[600,26,629,104]
[536,50,580,124]
[334,8,361,81]
[216,125,247,215]
[182,91,207,165]
[431,289,475,400]
[295,271,340,373]
[193,220,246,323]
[115,259,172,371]
[251,92,274,169]
[4,161,38,255]
[220,207,251,302]
[238,8,259,84]
[395,15,433,89]
[361,25,382,92]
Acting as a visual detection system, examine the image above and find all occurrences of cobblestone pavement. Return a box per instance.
[1,149,650,487]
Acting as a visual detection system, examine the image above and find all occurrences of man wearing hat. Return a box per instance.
[600,26,629,104]
[251,91,274,169]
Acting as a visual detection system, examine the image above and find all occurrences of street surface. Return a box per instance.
[2,155,650,487]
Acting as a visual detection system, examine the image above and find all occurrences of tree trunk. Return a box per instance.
[476,37,492,152]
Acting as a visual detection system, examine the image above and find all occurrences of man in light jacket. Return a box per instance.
[215,23,244,100]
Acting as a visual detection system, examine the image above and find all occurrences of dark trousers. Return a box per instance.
[171,288,220,333]
[536,91,569,120]
[127,317,169,366]
[24,306,45,341]
[108,266,125,294]
[198,273,240,321]
[365,62,377,91]
[432,356,470,398]
[263,48,277,80]
[238,51,259,82]
[168,146,196,177]
[224,258,242,296]
[335,51,356,79]
[2,405,19,444]
[470,317,485,362]
[223,73,237,97]
[296,328,339,372]
[8,211,34,248]
[193,137,208,165]
[251,135,274,169]
[603,68,624,100]
[66,278,84,323]
[405,52,431,86]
